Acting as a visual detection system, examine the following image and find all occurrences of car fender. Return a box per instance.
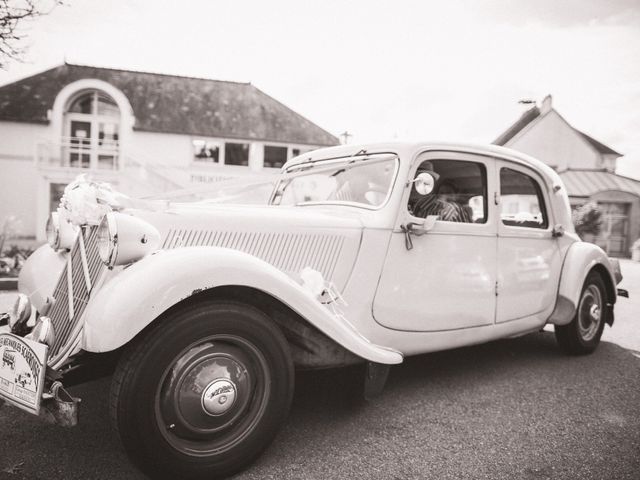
[82,246,403,365]
[548,241,617,326]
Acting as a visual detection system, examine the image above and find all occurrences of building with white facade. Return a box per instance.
[0,63,339,241]
[495,95,639,257]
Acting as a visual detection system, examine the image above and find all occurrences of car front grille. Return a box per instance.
[47,226,104,366]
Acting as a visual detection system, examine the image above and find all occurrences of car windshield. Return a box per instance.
[272,154,398,208]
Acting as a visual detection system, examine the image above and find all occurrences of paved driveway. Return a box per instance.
[1,334,639,479]
[601,259,640,352]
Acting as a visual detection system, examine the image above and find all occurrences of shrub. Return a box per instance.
[0,245,34,277]
[572,202,602,239]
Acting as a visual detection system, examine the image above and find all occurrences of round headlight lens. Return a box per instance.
[46,212,61,250]
[97,213,117,266]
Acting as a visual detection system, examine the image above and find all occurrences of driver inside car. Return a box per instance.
[408,162,472,223]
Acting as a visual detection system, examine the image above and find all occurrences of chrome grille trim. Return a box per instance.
[48,226,104,365]
[162,229,345,281]
[66,255,75,320]
[78,233,92,292]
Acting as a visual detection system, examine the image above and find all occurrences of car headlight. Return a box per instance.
[9,293,32,334]
[46,211,78,251]
[46,212,61,250]
[97,212,160,267]
[97,213,118,267]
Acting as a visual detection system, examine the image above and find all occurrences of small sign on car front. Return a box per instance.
[0,333,48,415]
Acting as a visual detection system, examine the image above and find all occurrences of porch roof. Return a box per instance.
[559,169,640,198]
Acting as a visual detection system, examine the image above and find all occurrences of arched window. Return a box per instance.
[64,90,121,169]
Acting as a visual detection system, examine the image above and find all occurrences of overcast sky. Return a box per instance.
[2,0,639,177]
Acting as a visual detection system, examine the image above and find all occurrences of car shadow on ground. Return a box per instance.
[291,330,565,414]
[1,332,639,480]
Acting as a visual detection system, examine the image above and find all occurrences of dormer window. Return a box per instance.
[64,90,121,169]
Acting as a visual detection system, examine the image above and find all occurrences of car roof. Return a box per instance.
[283,141,563,190]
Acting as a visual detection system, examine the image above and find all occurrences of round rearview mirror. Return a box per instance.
[414,172,435,195]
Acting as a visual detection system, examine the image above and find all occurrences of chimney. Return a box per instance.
[540,94,553,114]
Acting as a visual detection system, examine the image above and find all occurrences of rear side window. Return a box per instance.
[500,168,548,229]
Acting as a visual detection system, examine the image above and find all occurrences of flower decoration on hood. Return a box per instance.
[57,174,129,226]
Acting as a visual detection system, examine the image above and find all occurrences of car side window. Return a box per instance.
[408,159,487,223]
[500,167,548,229]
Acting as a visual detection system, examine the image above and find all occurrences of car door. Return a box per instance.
[495,161,562,324]
[373,151,498,332]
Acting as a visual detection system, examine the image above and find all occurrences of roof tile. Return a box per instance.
[0,64,339,146]
[576,131,621,156]
[493,106,540,146]
[494,104,621,157]
[559,169,640,197]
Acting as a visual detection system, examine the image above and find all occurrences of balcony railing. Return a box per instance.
[36,136,120,170]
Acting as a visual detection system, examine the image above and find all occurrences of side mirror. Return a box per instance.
[413,172,436,195]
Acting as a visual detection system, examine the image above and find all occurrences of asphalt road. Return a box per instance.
[1,261,639,479]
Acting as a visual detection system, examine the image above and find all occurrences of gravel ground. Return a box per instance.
[0,260,639,479]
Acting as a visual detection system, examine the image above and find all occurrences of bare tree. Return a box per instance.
[0,0,60,68]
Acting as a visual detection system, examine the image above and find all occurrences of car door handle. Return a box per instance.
[400,216,438,250]
[400,223,424,250]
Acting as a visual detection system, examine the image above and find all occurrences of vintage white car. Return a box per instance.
[0,142,628,479]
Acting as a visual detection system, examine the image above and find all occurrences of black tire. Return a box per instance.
[555,272,608,355]
[110,300,294,480]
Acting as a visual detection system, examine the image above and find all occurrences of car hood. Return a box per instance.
[126,203,365,292]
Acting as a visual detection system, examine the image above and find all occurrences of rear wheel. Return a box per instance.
[110,301,294,480]
[555,272,607,355]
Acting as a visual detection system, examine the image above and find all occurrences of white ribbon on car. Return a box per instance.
[299,267,348,320]
[57,174,165,227]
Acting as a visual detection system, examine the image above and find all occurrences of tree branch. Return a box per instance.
[0,0,62,69]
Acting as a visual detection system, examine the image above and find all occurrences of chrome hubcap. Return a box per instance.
[202,379,237,416]
[577,285,603,342]
[156,334,270,455]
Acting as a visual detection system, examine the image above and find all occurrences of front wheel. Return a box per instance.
[555,272,608,355]
[110,301,294,480]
